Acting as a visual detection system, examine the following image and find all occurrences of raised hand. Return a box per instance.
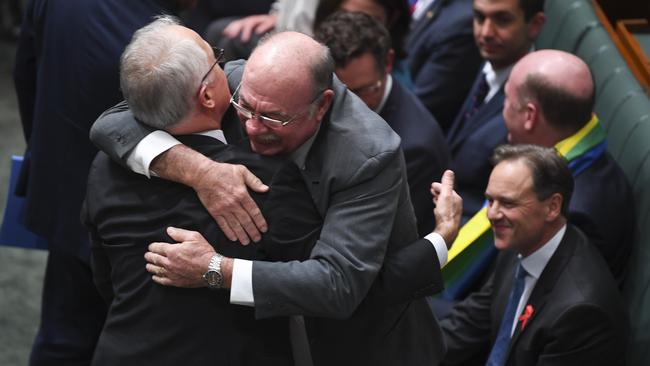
[431,170,463,247]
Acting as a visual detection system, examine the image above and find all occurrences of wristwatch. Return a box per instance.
[203,253,224,289]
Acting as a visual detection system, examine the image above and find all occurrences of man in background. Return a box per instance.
[13,0,194,364]
[315,11,450,236]
[446,0,545,221]
[501,49,633,283]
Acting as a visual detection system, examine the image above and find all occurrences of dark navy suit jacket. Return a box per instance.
[406,0,482,131]
[570,151,633,284]
[441,225,628,366]
[380,79,450,236]
[84,135,321,365]
[446,67,508,220]
[13,0,180,260]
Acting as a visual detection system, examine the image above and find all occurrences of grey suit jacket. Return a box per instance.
[90,60,444,365]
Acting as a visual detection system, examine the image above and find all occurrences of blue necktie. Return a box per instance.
[486,261,527,366]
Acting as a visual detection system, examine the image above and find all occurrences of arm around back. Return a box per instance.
[89,100,155,164]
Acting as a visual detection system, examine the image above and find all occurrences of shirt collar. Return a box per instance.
[195,129,227,144]
[290,122,321,170]
[519,224,566,280]
[482,62,514,102]
[412,0,437,21]
[375,74,393,114]
[482,46,535,102]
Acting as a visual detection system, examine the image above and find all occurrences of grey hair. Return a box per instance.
[120,15,210,129]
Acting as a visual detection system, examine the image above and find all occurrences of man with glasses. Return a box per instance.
[91,28,462,365]
[315,11,451,237]
[84,17,322,364]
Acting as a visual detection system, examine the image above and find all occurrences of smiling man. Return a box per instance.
[446,0,545,221]
[89,29,463,365]
[440,144,627,366]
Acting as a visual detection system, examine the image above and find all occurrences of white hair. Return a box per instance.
[120,15,209,129]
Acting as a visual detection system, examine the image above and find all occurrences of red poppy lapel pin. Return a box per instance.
[518,305,534,331]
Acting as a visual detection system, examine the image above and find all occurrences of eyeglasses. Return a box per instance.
[200,47,225,85]
[229,82,324,128]
[350,79,383,97]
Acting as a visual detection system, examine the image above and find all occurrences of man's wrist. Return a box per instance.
[425,232,448,267]
[221,257,233,289]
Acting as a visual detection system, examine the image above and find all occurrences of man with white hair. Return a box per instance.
[91,28,462,365]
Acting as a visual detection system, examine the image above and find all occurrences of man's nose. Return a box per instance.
[486,201,501,220]
[244,116,271,134]
[478,19,496,38]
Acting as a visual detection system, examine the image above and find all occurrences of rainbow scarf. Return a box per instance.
[439,114,606,300]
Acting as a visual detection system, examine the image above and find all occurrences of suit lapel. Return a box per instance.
[408,0,447,47]
[505,226,579,359]
[447,84,504,151]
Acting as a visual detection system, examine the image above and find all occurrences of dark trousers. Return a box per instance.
[29,248,107,366]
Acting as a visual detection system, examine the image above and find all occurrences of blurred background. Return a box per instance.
[0,1,47,365]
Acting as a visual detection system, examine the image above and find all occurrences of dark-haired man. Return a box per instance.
[315,11,450,236]
[446,0,545,221]
[441,144,627,366]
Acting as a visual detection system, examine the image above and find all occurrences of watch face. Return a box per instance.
[205,270,223,288]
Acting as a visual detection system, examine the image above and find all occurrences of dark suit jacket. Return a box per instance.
[569,152,634,285]
[380,79,450,236]
[440,225,628,366]
[405,0,482,131]
[446,68,508,220]
[13,0,180,260]
[90,61,446,365]
[83,135,322,365]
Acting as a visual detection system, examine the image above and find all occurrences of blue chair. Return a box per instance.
[0,156,48,250]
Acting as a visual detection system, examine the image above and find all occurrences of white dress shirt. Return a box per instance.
[510,224,566,335]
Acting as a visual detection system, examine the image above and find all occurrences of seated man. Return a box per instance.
[89,19,462,366]
[446,0,545,221]
[437,49,634,310]
[83,17,321,365]
[501,49,633,283]
[441,144,627,365]
[315,11,450,236]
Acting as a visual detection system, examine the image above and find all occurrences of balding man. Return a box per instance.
[441,145,627,366]
[90,30,462,365]
[502,49,633,283]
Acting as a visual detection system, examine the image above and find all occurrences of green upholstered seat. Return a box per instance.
[606,92,650,157]
[594,68,644,132]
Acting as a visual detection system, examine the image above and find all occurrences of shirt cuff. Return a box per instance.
[125,130,180,178]
[230,259,254,307]
[424,232,448,267]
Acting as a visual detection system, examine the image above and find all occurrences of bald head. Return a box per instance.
[510,49,594,134]
[245,31,334,98]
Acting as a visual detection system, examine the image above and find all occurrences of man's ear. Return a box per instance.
[314,89,335,123]
[198,84,216,109]
[523,101,538,132]
[527,12,546,40]
[545,193,563,222]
